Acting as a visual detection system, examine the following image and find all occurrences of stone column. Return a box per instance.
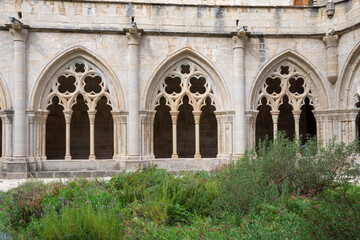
[0,114,5,158]
[9,24,28,160]
[88,110,97,160]
[271,111,279,139]
[323,32,338,84]
[193,111,202,158]
[41,111,49,160]
[28,113,35,158]
[125,29,141,158]
[63,110,72,160]
[215,112,223,158]
[170,111,179,158]
[293,110,301,140]
[232,28,247,156]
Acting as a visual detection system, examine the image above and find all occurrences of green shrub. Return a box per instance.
[218,133,359,214]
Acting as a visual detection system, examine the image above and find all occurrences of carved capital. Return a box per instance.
[88,110,97,123]
[271,111,279,124]
[126,32,141,46]
[232,29,247,49]
[193,111,202,124]
[9,28,28,42]
[170,110,179,124]
[323,34,338,48]
[63,110,73,124]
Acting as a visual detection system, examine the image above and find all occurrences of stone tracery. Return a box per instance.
[153,60,217,158]
[254,62,318,141]
[44,60,114,160]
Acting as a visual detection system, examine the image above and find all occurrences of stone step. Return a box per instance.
[30,170,121,179]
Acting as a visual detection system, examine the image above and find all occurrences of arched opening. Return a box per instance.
[154,97,172,158]
[200,97,217,158]
[178,95,195,158]
[299,97,317,143]
[95,96,113,159]
[278,95,295,139]
[46,96,66,159]
[255,97,273,144]
[71,95,90,159]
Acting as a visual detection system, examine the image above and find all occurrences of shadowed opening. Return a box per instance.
[300,97,317,143]
[71,95,90,159]
[278,95,295,139]
[154,97,172,158]
[200,97,217,158]
[256,97,273,145]
[178,95,195,158]
[95,96,113,159]
[46,96,66,159]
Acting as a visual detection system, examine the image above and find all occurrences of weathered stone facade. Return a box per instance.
[0,0,359,178]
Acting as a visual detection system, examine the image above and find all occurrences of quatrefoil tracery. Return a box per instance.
[256,63,318,112]
[46,60,112,111]
[155,61,216,112]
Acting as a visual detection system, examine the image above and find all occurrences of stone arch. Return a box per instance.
[0,72,12,110]
[29,45,125,111]
[248,50,328,144]
[337,40,360,109]
[249,49,329,111]
[143,47,231,111]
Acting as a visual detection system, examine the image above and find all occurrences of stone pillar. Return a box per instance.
[170,111,179,158]
[232,27,247,156]
[215,112,223,158]
[193,111,201,158]
[41,111,49,160]
[28,112,35,159]
[125,28,141,158]
[323,32,338,84]
[63,110,72,160]
[88,110,97,160]
[293,110,301,140]
[0,114,5,158]
[271,111,279,139]
[9,24,28,160]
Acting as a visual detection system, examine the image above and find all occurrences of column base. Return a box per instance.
[89,155,96,160]
[171,154,178,159]
[2,158,28,179]
[65,155,72,160]
[194,154,201,159]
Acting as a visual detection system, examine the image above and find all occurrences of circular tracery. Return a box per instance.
[155,61,216,112]
[45,60,113,111]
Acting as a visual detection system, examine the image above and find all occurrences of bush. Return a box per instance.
[218,133,359,214]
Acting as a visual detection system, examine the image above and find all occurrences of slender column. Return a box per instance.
[215,112,222,157]
[9,24,28,159]
[41,111,49,160]
[170,111,179,158]
[271,111,279,139]
[193,111,201,158]
[323,32,339,84]
[149,111,156,158]
[1,115,5,157]
[112,113,119,158]
[88,110,97,160]
[232,27,247,156]
[36,115,41,158]
[5,113,13,157]
[293,111,301,140]
[28,113,35,158]
[63,110,72,160]
[125,29,141,157]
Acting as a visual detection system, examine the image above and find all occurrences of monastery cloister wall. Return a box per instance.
[0,0,360,178]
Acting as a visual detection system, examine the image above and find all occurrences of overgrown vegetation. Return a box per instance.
[0,135,359,239]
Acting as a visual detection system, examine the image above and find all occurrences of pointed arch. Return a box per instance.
[29,45,125,111]
[143,47,231,111]
[0,72,12,110]
[337,40,360,109]
[249,49,330,111]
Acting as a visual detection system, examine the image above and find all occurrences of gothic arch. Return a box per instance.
[29,45,125,111]
[249,49,330,111]
[0,72,12,110]
[143,47,231,111]
[337,40,360,109]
